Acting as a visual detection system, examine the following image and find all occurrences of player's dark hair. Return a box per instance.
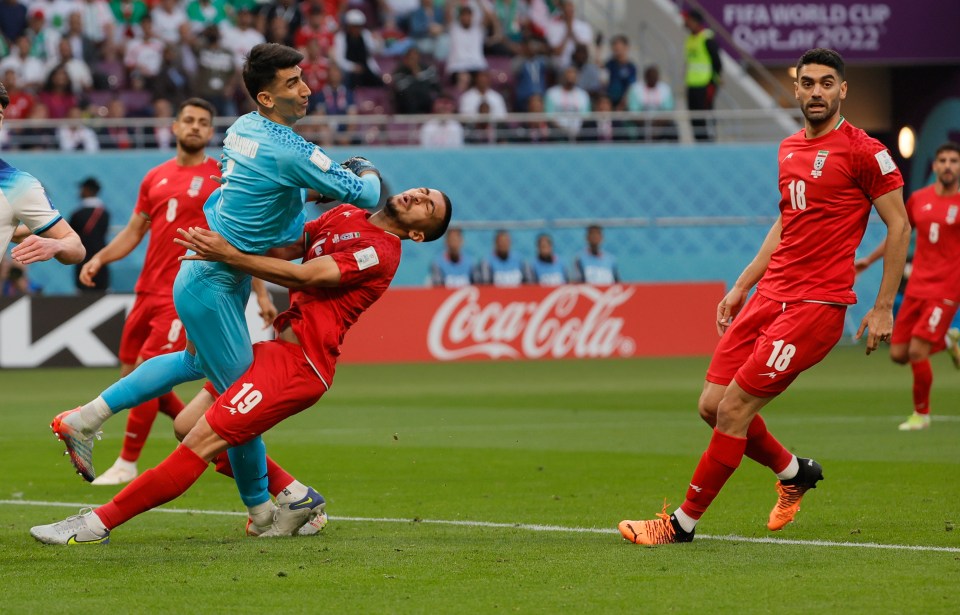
[797,48,845,80]
[611,34,629,46]
[0,80,9,109]
[424,191,453,243]
[935,141,960,158]
[177,97,216,120]
[587,224,602,233]
[242,43,304,103]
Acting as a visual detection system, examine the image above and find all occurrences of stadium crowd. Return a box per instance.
[0,0,679,148]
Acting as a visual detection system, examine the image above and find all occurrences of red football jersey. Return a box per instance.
[273,204,402,386]
[758,119,904,304]
[903,184,960,301]
[134,157,222,295]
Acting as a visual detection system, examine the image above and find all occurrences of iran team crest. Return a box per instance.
[811,150,829,178]
[188,176,204,197]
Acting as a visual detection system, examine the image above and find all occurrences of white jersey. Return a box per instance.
[0,159,62,255]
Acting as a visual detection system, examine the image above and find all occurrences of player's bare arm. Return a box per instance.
[11,219,86,265]
[717,215,783,334]
[11,224,30,243]
[80,211,151,286]
[175,227,343,289]
[855,188,910,354]
[250,278,278,328]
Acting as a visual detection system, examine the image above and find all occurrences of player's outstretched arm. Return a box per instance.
[856,188,909,354]
[80,211,150,287]
[11,219,86,265]
[175,227,342,290]
[717,215,782,334]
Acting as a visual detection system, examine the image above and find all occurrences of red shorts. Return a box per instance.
[706,293,846,397]
[205,340,328,447]
[892,295,959,352]
[118,293,186,364]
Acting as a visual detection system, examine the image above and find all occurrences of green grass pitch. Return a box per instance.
[1,345,958,613]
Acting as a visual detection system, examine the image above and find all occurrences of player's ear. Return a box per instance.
[257,91,274,109]
[839,81,847,100]
[408,229,426,243]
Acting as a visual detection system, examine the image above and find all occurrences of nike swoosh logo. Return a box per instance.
[67,534,108,545]
[291,496,315,510]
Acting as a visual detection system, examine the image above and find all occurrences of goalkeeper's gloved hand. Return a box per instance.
[341,156,381,179]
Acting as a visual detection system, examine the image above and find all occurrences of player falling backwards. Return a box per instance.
[50,43,381,535]
[619,48,910,545]
[856,141,960,430]
[76,97,275,486]
[31,187,452,544]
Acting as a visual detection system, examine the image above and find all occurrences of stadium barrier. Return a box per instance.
[0,282,723,367]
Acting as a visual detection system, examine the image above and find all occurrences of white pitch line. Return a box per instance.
[4,499,959,553]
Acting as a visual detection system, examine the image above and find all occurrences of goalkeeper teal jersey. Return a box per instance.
[205,112,379,254]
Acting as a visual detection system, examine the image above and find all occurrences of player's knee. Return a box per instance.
[697,396,718,426]
[889,351,908,364]
[907,347,929,363]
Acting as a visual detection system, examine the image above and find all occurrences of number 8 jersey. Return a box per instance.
[759,118,904,305]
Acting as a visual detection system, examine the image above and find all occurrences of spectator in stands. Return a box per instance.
[58,106,100,152]
[334,8,385,87]
[682,8,721,141]
[110,0,150,40]
[80,0,117,45]
[19,102,56,150]
[604,34,636,109]
[392,46,440,114]
[0,36,48,90]
[31,0,74,30]
[184,0,229,33]
[294,4,338,54]
[571,43,601,95]
[56,39,95,95]
[0,0,28,44]
[0,70,36,123]
[191,25,237,116]
[492,0,531,53]
[39,65,76,119]
[300,38,331,96]
[63,12,99,66]
[150,43,191,106]
[222,7,267,66]
[476,229,528,286]
[545,0,592,69]
[419,93,464,148]
[408,0,447,60]
[459,70,507,117]
[383,0,420,33]
[444,3,489,90]
[627,63,677,141]
[69,177,111,292]
[545,65,590,140]
[511,37,549,111]
[465,100,500,144]
[572,224,619,285]
[507,92,554,143]
[580,93,619,142]
[147,97,175,149]
[152,0,188,45]
[431,226,473,287]
[99,97,134,149]
[261,0,302,46]
[92,38,128,90]
[124,14,166,79]
[526,233,566,286]
[0,258,42,297]
[312,63,359,146]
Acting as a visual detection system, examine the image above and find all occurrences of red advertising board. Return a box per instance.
[339,282,725,363]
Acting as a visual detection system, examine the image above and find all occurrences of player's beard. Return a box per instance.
[383,195,400,219]
[801,96,839,126]
[177,137,206,155]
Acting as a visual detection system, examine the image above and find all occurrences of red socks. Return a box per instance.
[680,429,747,520]
[119,392,185,462]
[211,452,294,497]
[95,444,208,530]
[744,414,793,474]
[911,359,932,414]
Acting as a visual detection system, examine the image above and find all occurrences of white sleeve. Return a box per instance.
[9,172,62,234]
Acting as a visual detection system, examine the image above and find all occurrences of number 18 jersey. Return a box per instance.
[758,118,903,305]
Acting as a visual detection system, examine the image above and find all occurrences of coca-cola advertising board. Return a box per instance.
[340,283,724,363]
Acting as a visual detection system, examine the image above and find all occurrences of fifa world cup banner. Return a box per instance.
[696,1,960,63]
[338,283,725,363]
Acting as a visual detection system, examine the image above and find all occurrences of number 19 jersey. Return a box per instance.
[758,118,904,305]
